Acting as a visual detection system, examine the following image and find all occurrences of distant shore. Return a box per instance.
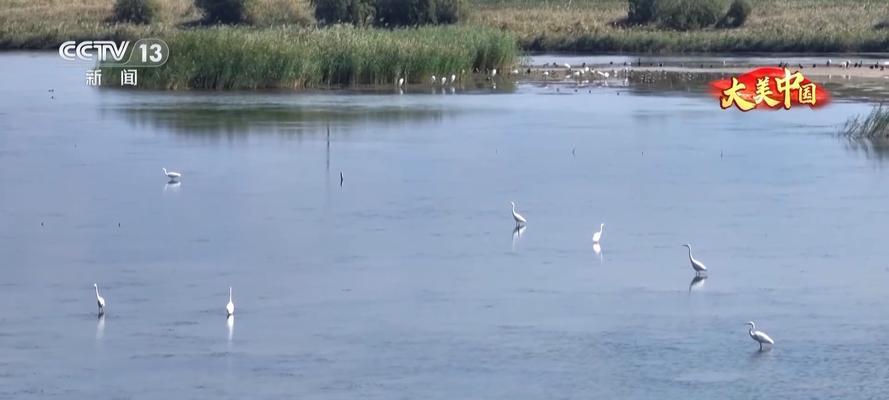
[516,62,889,83]
[3,0,889,54]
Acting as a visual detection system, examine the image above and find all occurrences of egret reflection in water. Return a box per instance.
[96,313,105,340]
[593,243,603,264]
[511,224,526,252]
[688,275,707,293]
[164,181,181,193]
[226,315,234,343]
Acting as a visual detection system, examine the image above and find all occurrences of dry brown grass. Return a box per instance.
[471,0,889,52]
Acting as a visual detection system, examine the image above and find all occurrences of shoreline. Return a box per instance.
[518,63,889,81]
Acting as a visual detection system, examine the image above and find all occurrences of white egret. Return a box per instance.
[681,244,708,275]
[93,283,105,315]
[510,201,527,226]
[397,77,404,87]
[747,321,775,351]
[450,74,456,83]
[163,168,181,181]
[226,287,235,316]
[592,223,605,244]
[431,75,437,84]
[491,68,497,77]
[441,76,447,85]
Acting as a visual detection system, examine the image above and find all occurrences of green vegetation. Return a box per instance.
[195,0,252,23]
[627,0,657,24]
[717,0,752,28]
[101,25,517,89]
[247,0,314,26]
[2,0,888,60]
[654,0,726,30]
[374,0,468,26]
[112,0,159,24]
[843,104,889,142]
[311,0,375,25]
[311,0,469,27]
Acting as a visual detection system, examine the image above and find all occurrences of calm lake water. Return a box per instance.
[1,52,888,399]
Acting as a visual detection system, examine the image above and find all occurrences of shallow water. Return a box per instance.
[1,53,889,399]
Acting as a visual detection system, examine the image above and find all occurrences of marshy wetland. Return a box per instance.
[2,51,889,398]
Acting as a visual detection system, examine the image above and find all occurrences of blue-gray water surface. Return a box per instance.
[1,53,888,399]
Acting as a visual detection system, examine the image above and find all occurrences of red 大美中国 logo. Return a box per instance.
[711,67,830,111]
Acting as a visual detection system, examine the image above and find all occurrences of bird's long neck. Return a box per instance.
[95,286,100,299]
[686,247,693,262]
[229,287,232,302]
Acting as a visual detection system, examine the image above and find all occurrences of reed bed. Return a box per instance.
[842,104,889,141]
[102,25,518,89]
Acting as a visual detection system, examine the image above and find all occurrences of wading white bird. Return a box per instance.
[163,168,181,181]
[491,69,497,77]
[226,287,235,316]
[592,223,605,244]
[93,283,105,315]
[450,74,456,84]
[681,243,708,275]
[510,201,527,226]
[397,77,404,87]
[441,76,447,85]
[747,321,774,350]
[431,75,437,84]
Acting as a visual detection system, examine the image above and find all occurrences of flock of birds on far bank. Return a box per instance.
[388,57,889,96]
[83,167,776,351]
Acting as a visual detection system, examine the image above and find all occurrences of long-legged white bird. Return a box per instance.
[592,223,605,244]
[681,243,708,275]
[226,287,235,316]
[163,168,181,181]
[510,201,527,226]
[93,283,105,315]
[747,321,775,351]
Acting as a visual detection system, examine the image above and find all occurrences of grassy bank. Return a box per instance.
[2,0,888,57]
[471,0,889,53]
[102,26,517,89]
